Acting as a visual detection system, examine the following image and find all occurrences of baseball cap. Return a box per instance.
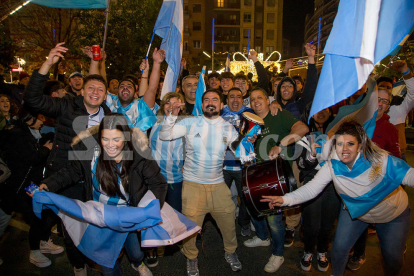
[68,72,83,79]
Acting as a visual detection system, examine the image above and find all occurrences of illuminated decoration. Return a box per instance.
[17,58,26,66]
[230,51,282,81]
[318,17,322,49]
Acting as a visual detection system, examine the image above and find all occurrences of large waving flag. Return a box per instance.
[32,190,200,268]
[192,66,206,116]
[153,0,183,100]
[32,191,161,268]
[30,0,108,9]
[309,0,414,121]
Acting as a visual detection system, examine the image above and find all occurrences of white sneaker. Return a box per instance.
[244,236,271,247]
[30,250,51,268]
[74,265,87,276]
[131,262,153,276]
[40,238,64,254]
[264,255,284,273]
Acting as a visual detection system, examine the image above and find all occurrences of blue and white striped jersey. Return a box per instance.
[105,94,159,131]
[149,120,184,184]
[160,115,239,184]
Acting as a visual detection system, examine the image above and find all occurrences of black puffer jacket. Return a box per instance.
[43,126,167,207]
[24,70,111,175]
[0,120,50,214]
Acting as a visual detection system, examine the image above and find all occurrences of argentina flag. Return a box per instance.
[153,0,183,100]
[309,0,414,121]
[330,151,411,219]
[192,66,206,116]
[30,0,108,9]
[32,191,162,268]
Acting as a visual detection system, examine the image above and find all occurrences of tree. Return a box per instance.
[0,24,17,68]
[77,0,163,78]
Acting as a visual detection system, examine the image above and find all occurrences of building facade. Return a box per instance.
[183,0,283,72]
[303,0,339,55]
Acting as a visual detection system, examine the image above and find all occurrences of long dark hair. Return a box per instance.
[96,113,133,197]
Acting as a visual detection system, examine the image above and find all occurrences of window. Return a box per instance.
[230,15,237,22]
[193,40,201,48]
[193,4,201,13]
[184,41,188,51]
[267,13,275,23]
[266,46,274,55]
[243,29,249,38]
[256,29,262,39]
[244,0,252,5]
[267,30,274,39]
[244,13,251,22]
[256,0,263,6]
[193,22,201,31]
[255,46,262,53]
[267,0,275,7]
[217,0,224,7]
[256,13,263,23]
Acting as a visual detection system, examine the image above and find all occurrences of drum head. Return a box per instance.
[280,159,297,192]
[242,112,264,125]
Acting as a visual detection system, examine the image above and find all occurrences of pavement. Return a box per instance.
[1,153,414,275]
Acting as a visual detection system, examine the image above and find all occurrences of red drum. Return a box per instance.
[242,157,298,217]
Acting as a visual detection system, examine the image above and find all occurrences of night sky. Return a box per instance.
[283,0,315,57]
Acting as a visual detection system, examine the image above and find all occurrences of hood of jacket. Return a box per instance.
[276,76,298,108]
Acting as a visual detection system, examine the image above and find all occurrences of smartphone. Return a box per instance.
[25,182,39,194]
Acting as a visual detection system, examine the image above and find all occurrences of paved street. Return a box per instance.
[1,153,414,276]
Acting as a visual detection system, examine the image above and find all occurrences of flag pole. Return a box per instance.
[102,0,111,53]
[142,31,156,74]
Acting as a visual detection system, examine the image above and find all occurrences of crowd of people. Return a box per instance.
[0,40,413,276]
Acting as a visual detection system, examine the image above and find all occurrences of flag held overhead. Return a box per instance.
[30,0,108,9]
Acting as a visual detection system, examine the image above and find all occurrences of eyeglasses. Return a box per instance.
[378,97,390,105]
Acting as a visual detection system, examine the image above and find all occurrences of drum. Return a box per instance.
[239,112,264,136]
[242,157,298,217]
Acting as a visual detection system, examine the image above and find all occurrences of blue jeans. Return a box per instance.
[101,232,144,276]
[166,181,183,213]
[251,213,284,256]
[331,205,411,276]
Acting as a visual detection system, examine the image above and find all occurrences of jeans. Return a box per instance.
[166,182,183,213]
[0,208,11,237]
[302,181,340,253]
[251,213,284,256]
[101,232,145,276]
[331,205,411,276]
[223,170,251,227]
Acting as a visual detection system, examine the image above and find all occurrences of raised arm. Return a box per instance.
[297,43,317,113]
[41,159,84,193]
[83,46,100,76]
[138,59,149,97]
[24,43,68,118]
[142,48,165,109]
[99,51,107,82]
[159,101,188,140]
[249,50,269,92]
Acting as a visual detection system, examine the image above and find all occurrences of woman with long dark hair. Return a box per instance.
[262,120,413,276]
[37,113,167,276]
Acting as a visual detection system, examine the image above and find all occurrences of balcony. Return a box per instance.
[215,19,240,26]
[214,1,241,9]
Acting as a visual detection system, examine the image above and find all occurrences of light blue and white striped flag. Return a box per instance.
[32,190,200,268]
[153,0,183,100]
[225,54,230,72]
[32,191,161,268]
[30,0,107,9]
[192,67,206,116]
[309,0,414,121]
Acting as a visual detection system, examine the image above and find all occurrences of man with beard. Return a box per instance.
[222,87,254,236]
[160,89,242,276]
[89,48,165,130]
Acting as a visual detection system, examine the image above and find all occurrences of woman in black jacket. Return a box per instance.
[38,113,167,276]
[0,108,62,268]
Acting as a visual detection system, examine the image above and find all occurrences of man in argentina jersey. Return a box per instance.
[159,89,242,275]
[89,48,164,131]
[221,87,254,237]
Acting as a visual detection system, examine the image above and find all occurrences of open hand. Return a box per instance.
[153,48,166,64]
[260,195,284,209]
[46,42,68,66]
